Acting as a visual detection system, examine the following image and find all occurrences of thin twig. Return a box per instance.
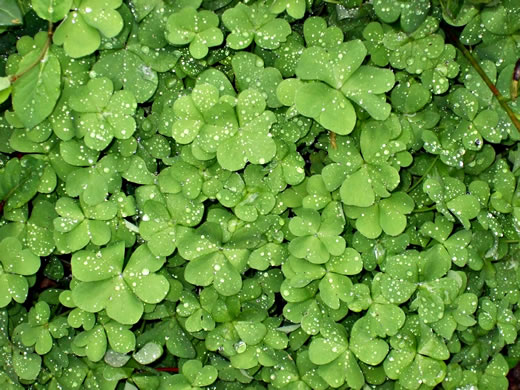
[444,25,520,135]
[329,131,337,149]
[407,156,439,193]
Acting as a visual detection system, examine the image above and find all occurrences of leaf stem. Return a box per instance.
[329,131,337,149]
[407,156,439,193]
[9,22,53,83]
[155,367,179,373]
[443,25,520,135]
[413,206,436,213]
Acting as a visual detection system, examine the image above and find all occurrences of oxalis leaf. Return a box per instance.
[222,2,291,50]
[166,7,223,59]
[71,242,169,324]
[0,237,40,307]
[286,37,395,130]
[54,0,125,58]
[11,32,62,129]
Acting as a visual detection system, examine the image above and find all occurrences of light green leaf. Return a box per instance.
[12,49,61,129]
[92,50,158,103]
[133,342,163,365]
[13,348,41,381]
[54,11,101,58]
[340,165,375,207]
[182,360,218,387]
[32,0,73,22]
[0,237,40,275]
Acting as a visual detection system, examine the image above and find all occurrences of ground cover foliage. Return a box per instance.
[1,0,520,388]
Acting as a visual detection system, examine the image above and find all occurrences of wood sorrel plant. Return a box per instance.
[0,0,520,388]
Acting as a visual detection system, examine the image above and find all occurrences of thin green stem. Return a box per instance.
[407,156,439,193]
[444,25,520,135]
[413,206,436,213]
[503,240,520,244]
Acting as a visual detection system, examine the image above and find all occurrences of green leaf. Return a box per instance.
[294,81,356,135]
[350,316,389,366]
[182,360,218,387]
[234,321,267,345]
[447,194,480,229]
[222,3,291,50]
[166,8,223,59]
[0,0,23,26]
[71,241,124,282]
[373,0,429,32]
[232,52,283,108]
[133,342,163,365]
[13,348,41,381]
[32,0,73,22]
[92,50,158,103]
[271,0,306,19]
[53,12,100,58]
[12,49,61,128]
[216,90,277,171]
[53,0,124,57]
[0,237,40,275]
[308,323,348,365]
[340,165,375,207]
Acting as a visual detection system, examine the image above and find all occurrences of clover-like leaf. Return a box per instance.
[137,190,204,256]
[73,324,107,362]
[32,0,73,22]
[295,40,395,121]
[423,176,480,229]
[232,52,283,108]
[350,316,389,366]
[345,192,415,239]
[420,216,472,267]
[450,88,503,148]
[18,301,68,355]
[65,154,123,205]
[308,322,348,366]
[362,21,390,67]
[53,196,116,253]
[171,83,236,158]
[178,223,248,296]
[481,0,520,35]
[288,205,346,264]
[0,0,22,26]
[11,32,61,129]
[216,89,277,171]
[13,348,41,381]
[222,2,291,50]
[71,242,169,324]
[233,165,276,222]
[384,318,448,389]
[182,359,218,387]
[166,7,223,59]
[0,237,40,307]
[373,0,430,33]
[92,50,158,103]
[303,17,343,49]
[133,342,163,365]
[270,0,306,19]
[54,0,124,58]
[68,77,137,150]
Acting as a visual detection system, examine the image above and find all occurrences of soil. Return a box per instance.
[509,364,520,389]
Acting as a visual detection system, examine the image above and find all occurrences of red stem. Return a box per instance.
[155,367,179,373]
